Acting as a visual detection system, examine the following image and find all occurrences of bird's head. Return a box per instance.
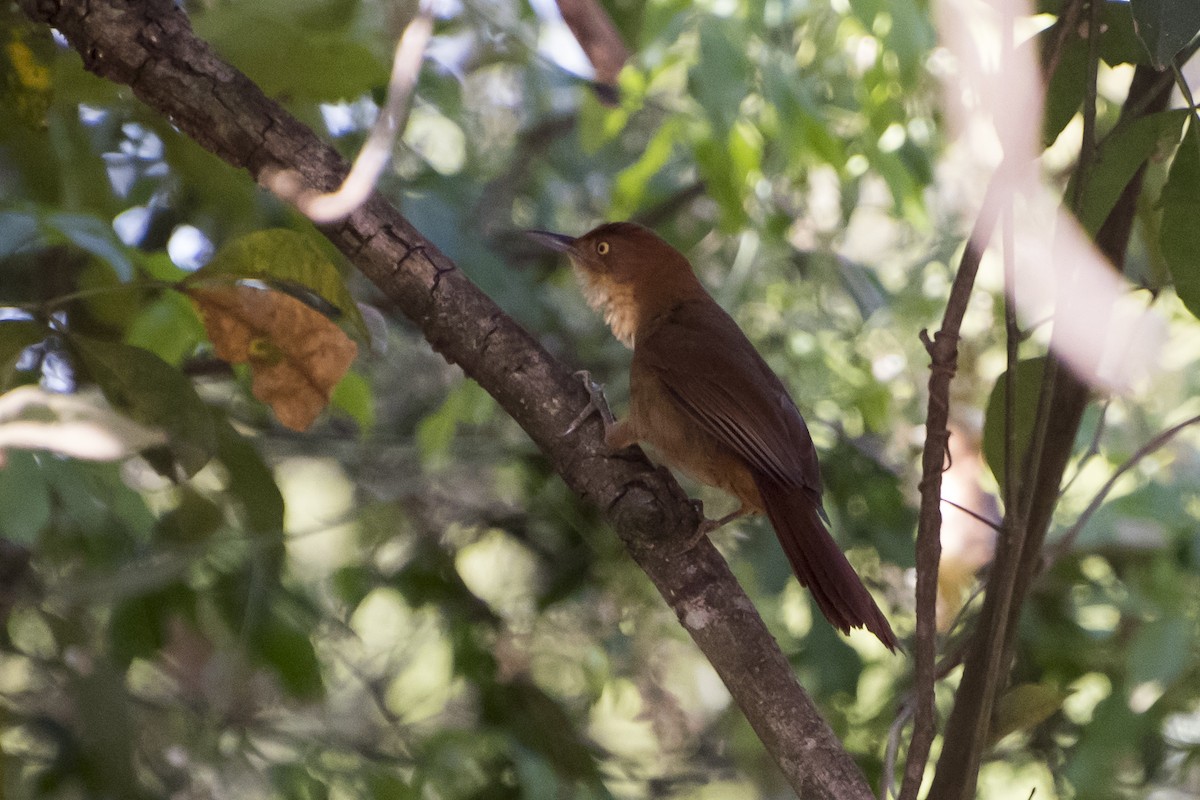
[527,221,697,347]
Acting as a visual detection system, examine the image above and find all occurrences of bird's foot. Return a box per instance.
[563,370,616,436]
[679,501,748,552]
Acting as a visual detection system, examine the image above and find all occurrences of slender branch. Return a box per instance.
[267,3,433,222]
[896,168,1005,800]
[16,1,874,796]
[941,498,1002,533]
[1046,412,1200,564]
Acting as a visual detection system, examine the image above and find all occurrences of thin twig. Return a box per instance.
[882,701,915,800]
[1045,412,1200,564]
[267,3,434,223]
[942,497,1003,533]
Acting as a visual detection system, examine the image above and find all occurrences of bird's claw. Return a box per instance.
[679,501,748,553]
[563,370,616,436]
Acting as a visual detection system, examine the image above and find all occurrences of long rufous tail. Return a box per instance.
[753,475,899,650]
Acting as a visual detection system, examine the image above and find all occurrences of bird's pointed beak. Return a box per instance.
[525,230,577,254]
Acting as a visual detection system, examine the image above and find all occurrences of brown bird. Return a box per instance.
[530,221,898,650]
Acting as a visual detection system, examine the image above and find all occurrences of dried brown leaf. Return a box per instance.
[187,285,358,431]
[555,0,629,103]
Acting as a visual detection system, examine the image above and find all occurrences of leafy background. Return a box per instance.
[1,0,1200,798]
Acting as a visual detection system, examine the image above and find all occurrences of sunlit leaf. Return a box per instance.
[1162,119,1200,320]
[187,284,358,431]
[611,119,679,219]
[0,27,52,127]
[67,335,217,475]
[190,228,367,338]
[331,369,375,434]
[989,683,1070,745]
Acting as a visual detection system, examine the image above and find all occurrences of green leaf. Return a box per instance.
[45,212,135,281]
[1076,109,1188,235]
[73,657,139,797]
[482,677,601,785]
[0,450,50,544]
[68,335,217,475]
[1162,119,1200,320]
[330,369,375,434]
[156,487,225,543]
[762,61,845,167]
[213,410,284,536]
[0,320,46,390]
[364,768,417,800]
[611,119,680,219]
[1101,0,1152,66]
[270,764,329,800]
[193,7,386,100]
[416,379,496,466]
[689,18,750,137]
[109,582,195,666]
[0,210,40,260]
[188,228,367,339]
[1042,32,1088,146]
[1128,615,1193,688]
[694,137,748,229]
[1128,0,1200,69]
[983,357,1047,496]
[990,683,1070,745]
[257,616,325,700]
[124,290,205,366]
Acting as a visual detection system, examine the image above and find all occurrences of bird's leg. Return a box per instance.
[564,370,616,436]
[680,501,752,551]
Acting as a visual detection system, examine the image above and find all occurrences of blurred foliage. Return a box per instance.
[0,0,1199,798]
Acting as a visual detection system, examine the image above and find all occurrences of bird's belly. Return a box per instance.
[627,370,763,512]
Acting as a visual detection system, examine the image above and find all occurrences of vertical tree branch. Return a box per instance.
[897,175,1004,800]
[926,61,1172,800]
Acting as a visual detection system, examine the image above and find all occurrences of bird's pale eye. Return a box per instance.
[596,241,610,255]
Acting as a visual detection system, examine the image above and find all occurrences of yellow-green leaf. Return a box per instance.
[188,229,367,339]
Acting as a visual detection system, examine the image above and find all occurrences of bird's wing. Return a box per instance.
[636,300,822,494]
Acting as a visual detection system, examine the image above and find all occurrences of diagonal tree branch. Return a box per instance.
[17,0,875,796]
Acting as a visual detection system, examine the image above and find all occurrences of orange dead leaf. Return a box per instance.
[555,0,629,104]
[187,284,358,431]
